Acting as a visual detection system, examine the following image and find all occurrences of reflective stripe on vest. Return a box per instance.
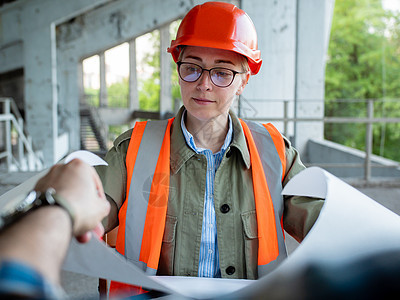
[115,119,173,275]
[115,118,287,277]
[242,120,288,276]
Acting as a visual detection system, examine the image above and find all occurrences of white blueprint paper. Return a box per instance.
[0,150,107,211]
[2,151,400,299]
[280,167,400,264]
[63,166,400,299]
[230,167,400,299]
[64,150,108,166]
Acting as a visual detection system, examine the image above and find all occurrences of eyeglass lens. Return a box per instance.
[179,63,235,87]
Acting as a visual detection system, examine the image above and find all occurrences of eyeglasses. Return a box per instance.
[177,62,246,88]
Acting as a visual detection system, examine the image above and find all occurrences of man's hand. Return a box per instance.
[34,159,110,242]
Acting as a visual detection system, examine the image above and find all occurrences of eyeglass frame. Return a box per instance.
[176,61,247,88]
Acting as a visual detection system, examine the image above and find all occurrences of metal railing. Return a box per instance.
[241,98,400,182]
[0,98,43,172]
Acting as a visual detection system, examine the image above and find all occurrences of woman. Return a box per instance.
[96,1,323,297]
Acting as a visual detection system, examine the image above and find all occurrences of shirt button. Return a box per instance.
[226,149,232,158]
[220,204,230,213]
[208,249,213,254]
[226,266,235,275]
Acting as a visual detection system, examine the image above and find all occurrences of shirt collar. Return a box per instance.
[180,109,233,155]
[170,107,251,174]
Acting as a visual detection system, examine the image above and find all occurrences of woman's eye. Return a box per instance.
[187,67,198,72]
[215,70,232,77]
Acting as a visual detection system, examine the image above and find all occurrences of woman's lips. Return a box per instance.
[193,97,215,105]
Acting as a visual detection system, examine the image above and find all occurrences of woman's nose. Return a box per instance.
[196,70,213,91]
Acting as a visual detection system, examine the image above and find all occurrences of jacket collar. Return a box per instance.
[170,106,251,174]
[229,110,251,169]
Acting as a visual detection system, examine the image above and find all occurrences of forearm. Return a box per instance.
[284,195,324,242]
[282,137,306,185]
[102,194,119,233]
[0,206,72,285]
[96,145,127,233]
[282,136,324,241]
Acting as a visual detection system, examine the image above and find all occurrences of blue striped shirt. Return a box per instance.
[0,260,63,298]
[180,110,233,277]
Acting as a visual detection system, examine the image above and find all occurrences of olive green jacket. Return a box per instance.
[96,107,324,279]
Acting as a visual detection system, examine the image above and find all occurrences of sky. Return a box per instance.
[382,0,400,11]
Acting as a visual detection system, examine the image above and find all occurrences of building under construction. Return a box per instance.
[0,0,400,298]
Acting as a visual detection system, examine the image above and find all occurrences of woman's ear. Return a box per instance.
[236,72,250,95]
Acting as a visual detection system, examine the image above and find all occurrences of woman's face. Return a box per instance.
[178,46,249,124]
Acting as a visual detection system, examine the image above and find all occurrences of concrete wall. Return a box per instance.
[242,0,335,157]
[0,0,335,166]
[0,69,24,111]
[308,139,400,178]
[56,0,208,154]
[0,0,111,166]
[1,0,218,166]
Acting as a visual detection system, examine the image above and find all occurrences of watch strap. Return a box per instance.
[44,188,75,229]
[0,188,75,231]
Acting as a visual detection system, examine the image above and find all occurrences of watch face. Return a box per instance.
[0,191,39,228]
[16,190,38,210]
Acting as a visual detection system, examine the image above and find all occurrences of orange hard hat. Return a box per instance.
[168,1,262,75]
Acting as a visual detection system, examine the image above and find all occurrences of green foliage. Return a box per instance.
[137,26,182,111]
[138,30,160,111]
[170,20,182,106]
[85,23,182,145]
[139,77,160,111]
[108,124,129,148]
[107,78,129,108]
[325,0,400,161]
[84,79,129,108]
[84,88,99,107]
[171,64,182,105]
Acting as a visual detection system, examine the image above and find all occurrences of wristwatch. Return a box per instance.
[0,188,75,230]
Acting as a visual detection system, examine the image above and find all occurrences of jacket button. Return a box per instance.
[226,266,235,275]
[226,149,232,158]
[220,204,230,213]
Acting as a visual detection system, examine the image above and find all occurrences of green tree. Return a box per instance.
[170,20,182,106]
[138,30,160,111]
[84,87,99,107]
[108,78,129,107]
[100,23,181,144]
[325,0,400,161]
[137,22,182,112]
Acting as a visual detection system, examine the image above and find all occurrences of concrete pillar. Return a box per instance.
[160,24,172,118]
[241,0,296,125]
[1,0,109,166]
[241,0,334,158]
[129,39,139,111]
[56,0,199,154]
[57,55,81,152]
[294,0,334,158]
[23,21,58,165]
[0,5,23,73]
[99,52,108,107]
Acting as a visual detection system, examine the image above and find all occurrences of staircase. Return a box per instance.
[0,98,43,172]
[80,105,108,157]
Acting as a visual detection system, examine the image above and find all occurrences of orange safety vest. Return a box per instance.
[109,118,287,297]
